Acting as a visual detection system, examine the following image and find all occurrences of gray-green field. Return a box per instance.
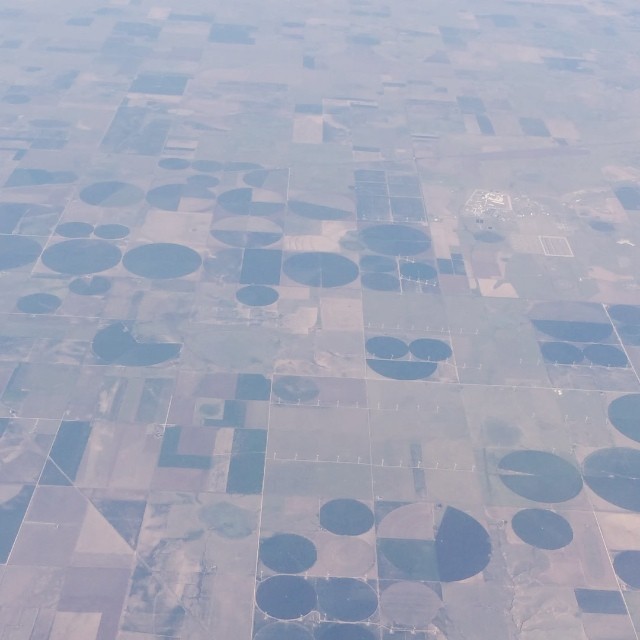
[0,0,639,638]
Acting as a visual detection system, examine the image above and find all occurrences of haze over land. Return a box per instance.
[0,0,639,638]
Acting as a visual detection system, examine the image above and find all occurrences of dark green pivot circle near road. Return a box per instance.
[378,506,492,582]
[609,304,640,324]
[583,344,628,367]
[283,252,359,288]
[122,243,202,279]
[92,322,181,367]
[158,157,190,170]
[614,551,640,588]
[583,447,640,511]
[366,359,437,380]
[236,285,279,306]
[56,221,93,238]
[0,235,42,270]
[608,394,640,443]
[259,534,317,574]
[498,450,583,503]
[41,239,121,275]
[94,224,129,239]
[256,575,316,620]
[539,341,584,365]
[361,272,400,291]
[618,324,640,346]
[511,509,573,550]
[531,319,613,342]
[365,336,408,360]
[69,276,111,296]
[17,293,61,314]
[409,338,452,361]
[319,499,374,536]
